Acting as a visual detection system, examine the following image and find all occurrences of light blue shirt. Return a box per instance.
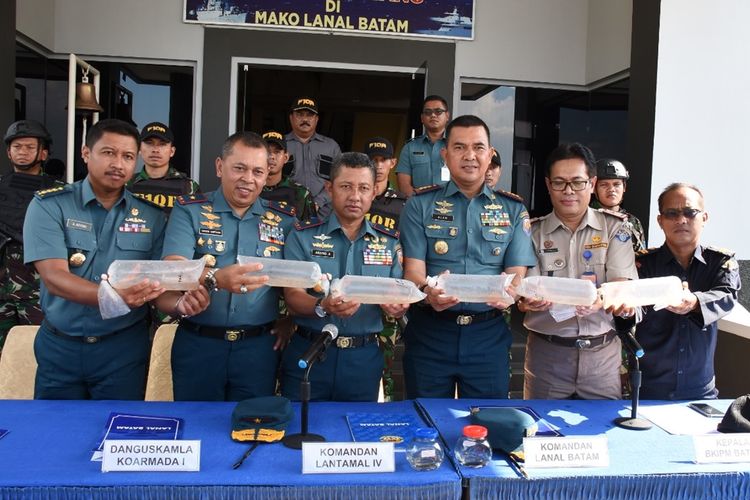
[23,178,166,336]
[396,134,446,188]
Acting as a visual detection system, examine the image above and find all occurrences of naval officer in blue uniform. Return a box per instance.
[281,152,408,402]
[23,119,167,400]
[400,115,537,399]
[158,132,297,401]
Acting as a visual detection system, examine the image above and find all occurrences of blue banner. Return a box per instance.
[184,0,475,40]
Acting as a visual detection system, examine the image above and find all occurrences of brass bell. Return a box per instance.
[75,77,103,113]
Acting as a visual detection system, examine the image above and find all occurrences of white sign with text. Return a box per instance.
[694,434,750,463]
[523,436,609,468]
[302,442,395,474]
[101,439,201,472]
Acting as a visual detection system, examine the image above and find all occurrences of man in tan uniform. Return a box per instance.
[518,143,636,400]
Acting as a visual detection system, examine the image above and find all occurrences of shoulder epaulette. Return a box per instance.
[528,216,543,225]
[294,217,325,231]
[132,194,163,210]
[264,199,296,217]
[636,247,659,257]
[177,193,208,205]
[598,207,628,220]
[34,185,71,200]
[371,222,400,239]
[706,245,735,258]
[494,189,524,203]
[413,184,442,196]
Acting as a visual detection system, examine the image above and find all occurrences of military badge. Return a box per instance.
[434,241,449,255]
[69,251,86,267]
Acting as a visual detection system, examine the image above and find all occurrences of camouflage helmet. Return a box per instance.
[596,158,629,180]
[4,120,52,148]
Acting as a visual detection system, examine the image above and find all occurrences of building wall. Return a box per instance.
[16,0,55,51]
[586,0,632,84]
[650,0,750,259]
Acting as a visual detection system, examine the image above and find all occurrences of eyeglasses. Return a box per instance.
[549,179,591,191]
[422,108,447,117]
[660,208,703,220]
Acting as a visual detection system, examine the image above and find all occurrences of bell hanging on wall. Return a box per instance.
[75,74,103,113]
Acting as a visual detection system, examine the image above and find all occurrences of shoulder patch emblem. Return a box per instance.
[265,199,296,217]
[177,193,208,205]
[494,189,524,203]
[34,185,70,199]
[294,217,325,231]
[414,184,442,196]
[598,207,628,220]
[707,245,735,258]
[370,221,399,239]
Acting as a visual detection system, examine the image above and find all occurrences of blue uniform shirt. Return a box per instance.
[162,191,296,327]
[636,244,740,400]
[285,214,402,335]
[396,134,446,188]
[23,178,166,336]
[399,181,537,312]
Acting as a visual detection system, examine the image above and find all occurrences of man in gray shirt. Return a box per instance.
[284,97,341,217]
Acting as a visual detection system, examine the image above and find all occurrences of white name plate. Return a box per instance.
[102,439,201,472]
[524,436,609,468]
[694,434,750,463]
[302,442,395,474]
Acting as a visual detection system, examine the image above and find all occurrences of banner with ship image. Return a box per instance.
[184,0,475,40]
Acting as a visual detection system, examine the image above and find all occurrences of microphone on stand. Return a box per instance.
[614,315,644,358]
[298,324,338,369]
[613,315,652,431]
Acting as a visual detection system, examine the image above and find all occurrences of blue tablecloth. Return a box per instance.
[0,399,461,499]
[416,398,750,499]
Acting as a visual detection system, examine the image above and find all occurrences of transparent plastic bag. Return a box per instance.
[516,276,597,306]
[329,276,426,304]
[97,275,131,319]
[426,273,516,303]
[107,258,205,291]
[237,255,329,293]
[599,276,684,310]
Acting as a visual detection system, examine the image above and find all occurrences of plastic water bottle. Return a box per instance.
[107,258,206,291]
[600,276,684,309]
[237,255,328,292]
[426,273,515,303]
[328,276,426,304]
[406,427,444,471]
[516,276,597,306]
[581,250,598,286]
[454,425,492,468]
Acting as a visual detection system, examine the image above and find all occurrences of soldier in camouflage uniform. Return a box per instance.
[592,158,646,252]
[0,120,64,350]
[127,122,200,214]
[363,137,408,401]
[260,130,318,220]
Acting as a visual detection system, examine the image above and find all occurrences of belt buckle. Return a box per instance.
[84,336,99,344]
[456,314,473,326]
[225,330,241,342]
[575,338,591,350]
[336,337,352,349]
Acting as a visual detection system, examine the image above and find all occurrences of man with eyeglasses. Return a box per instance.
[396,95,451,195]
[518,143,637,400]
[635,183,739,401]
[285,97,342,218]
[592,158,646,252]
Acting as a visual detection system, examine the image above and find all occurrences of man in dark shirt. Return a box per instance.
[636,182,740,400]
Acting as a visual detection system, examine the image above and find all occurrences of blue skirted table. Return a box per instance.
[0,399,461,499]
[416,398,750,499]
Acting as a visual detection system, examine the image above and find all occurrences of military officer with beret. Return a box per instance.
[400,115,537,399]
[157,131,297,401]
[1,120,63,351]
[281,152,408,402]
[23,119,167,399]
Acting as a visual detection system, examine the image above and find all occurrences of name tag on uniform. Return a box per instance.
[440,165,450,182]
[66,219,92,231]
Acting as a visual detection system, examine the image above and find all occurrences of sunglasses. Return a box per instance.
[660,208,703,220]
[422,108,447,117]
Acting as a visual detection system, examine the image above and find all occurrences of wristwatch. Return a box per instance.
[314,297,327,318]
[204,268,220,294]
